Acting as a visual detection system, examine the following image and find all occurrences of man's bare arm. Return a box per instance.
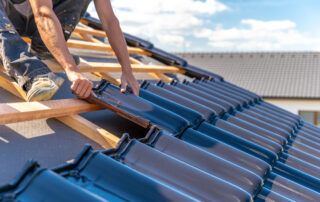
[94,0,140,96]
[29,0,92,98]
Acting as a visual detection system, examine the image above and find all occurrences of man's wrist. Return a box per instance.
[64,64,79,73]
[122,66,133,74]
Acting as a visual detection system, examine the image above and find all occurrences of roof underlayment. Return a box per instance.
[1,14,320,201]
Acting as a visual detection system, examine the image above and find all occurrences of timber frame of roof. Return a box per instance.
[0,22,198,150]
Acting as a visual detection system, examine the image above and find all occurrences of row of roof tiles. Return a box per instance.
[1,78,320,201]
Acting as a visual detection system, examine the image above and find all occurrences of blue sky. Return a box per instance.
[88,0,320,52]
[215,0,320,33]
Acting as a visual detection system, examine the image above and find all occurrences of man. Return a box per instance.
[0,0,140,101]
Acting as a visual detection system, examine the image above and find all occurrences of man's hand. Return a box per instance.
[66,70,93,99]
[121,71,140,96]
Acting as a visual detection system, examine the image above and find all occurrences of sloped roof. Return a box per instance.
[1,15,320,201]
[176,52,320,98]
[2,78,320,201]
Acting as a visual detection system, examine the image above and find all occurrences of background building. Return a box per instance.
[177,52,320,126]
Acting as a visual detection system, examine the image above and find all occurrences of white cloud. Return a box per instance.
[196,19,320,51]
[88,2,320,51]
[242,19,296,31]
[157,35,184,46]
[88,0,228,51]
[111,0,227,15]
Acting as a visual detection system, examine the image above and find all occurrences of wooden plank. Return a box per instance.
[57,115,120,149]
[23,29,185,78]
[72,26,188,77]
[71,37,169,84]
[129,57,144,65]
[22,33,148,56]
[73,34,146,84]
[2,36,124,149]
[0,73,119,149]
[148,72,173,83]
[92,72,121,86]
[0,72,28,100]
[74,26,107,38]
[44,59,182,74]
[128,55,172,81]
[67,39,151,56]
[0,99,104,125]
[75,32,107,45]
[78,33,94,42]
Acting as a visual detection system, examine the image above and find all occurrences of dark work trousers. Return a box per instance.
[0,0,91,90]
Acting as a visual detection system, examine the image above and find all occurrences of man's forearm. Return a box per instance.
[92,0,139,95]
[94,0,132,73]
[29,0,93,98]
[32,6,77,72]
[104,18,132,73]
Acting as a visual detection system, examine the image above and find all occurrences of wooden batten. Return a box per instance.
[1,26,186,150]
[74,26,107,38]
[0,99,103,125]
[148,72,173,83]
[92,72,121,86]
[67,39,151,56]
[44,59,182,74]
[0,73,119,149]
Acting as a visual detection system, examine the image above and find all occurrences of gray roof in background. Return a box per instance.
[175,52,320,99]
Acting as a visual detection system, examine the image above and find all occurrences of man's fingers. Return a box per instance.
[78,80,91,98]
[75,80,86,96]
[71,79,93,99]
[121,82,128,93]
[83,82,93,98]
[78,82,87,98]
[134,86,140,96]
[71,79,80,94]
[132,83,140,96]
[129,80,140,96]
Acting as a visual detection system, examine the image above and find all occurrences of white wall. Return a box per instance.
[264,98,320,115]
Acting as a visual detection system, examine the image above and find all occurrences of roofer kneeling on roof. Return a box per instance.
[0,0,140,101]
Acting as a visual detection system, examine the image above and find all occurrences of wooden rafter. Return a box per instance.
[0,72,27,100]
[56,115,120,148]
